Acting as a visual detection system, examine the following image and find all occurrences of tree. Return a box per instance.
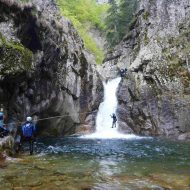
[118,0,138,38]
[105,0,138,47]
[56,0,109,64]
[105,0,120,47]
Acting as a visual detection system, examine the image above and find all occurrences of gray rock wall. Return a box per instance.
[0,0,103,136]
[102,0,190,139]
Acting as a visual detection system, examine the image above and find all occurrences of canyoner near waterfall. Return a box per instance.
[0,0,190,189]
[110,113,117,128]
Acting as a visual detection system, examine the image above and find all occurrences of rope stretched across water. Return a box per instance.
[36,110,97,122]
[3,110,98,127]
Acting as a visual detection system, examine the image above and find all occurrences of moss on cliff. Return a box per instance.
[144,29,149,45]
[157,24,190,86]
[0,32,33,76]
[143,11,150,21]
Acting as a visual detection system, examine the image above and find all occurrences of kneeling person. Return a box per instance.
[22,116,36,155]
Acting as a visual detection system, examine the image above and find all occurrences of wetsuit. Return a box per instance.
[22,121,36,155]
[111,114,117,128]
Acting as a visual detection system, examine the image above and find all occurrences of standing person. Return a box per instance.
[21,116,36,155]
[0,108,9,137]
[111,113,117,128]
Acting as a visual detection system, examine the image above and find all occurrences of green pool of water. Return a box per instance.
[0,137,190,190]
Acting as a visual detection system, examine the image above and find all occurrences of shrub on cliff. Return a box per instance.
[56,0,108,64]
[105,0,138,47]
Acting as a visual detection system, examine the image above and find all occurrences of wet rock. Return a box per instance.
[0,136,14,155]
[178,132,190,141]
[75,124,95,135]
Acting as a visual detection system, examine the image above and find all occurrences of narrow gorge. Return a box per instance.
[0,0,190,140]
[0,0,190,189]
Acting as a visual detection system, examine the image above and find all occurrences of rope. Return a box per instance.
[2,110,98,127]
[36,110,97,122]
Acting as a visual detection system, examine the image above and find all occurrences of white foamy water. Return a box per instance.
[82,77,145,139]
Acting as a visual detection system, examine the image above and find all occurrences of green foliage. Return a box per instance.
[17,0,31,3]
[56,0,108,64]
[143,11,150,21]
[0,32,6,44]
[105,0,138,47]
[119,0,138,38]
[105,0,120,47]
[159,25,190,86]
[144,30,149,45]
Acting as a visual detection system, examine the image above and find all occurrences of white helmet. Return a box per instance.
[26,116,32,122]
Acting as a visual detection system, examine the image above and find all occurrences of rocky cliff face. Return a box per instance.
[0,0,103,136]
[102,0,190,140]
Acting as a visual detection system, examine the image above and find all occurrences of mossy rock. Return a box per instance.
[142,11,150,21]
[159,25,190,83]
[0,33,33,76]
[144,30,149,45]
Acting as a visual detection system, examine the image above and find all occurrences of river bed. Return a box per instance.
[0,137,190,190]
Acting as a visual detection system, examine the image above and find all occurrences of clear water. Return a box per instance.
[1,137,190,190]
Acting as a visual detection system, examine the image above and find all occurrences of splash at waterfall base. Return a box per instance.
[82,77,144,139]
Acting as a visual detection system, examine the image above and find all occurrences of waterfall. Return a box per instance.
[95,77,121,136]
[83,77,142,139]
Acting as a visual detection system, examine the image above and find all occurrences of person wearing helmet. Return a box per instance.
[21,116,36,155]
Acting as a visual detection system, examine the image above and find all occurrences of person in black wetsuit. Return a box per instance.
[111,113,117,128]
